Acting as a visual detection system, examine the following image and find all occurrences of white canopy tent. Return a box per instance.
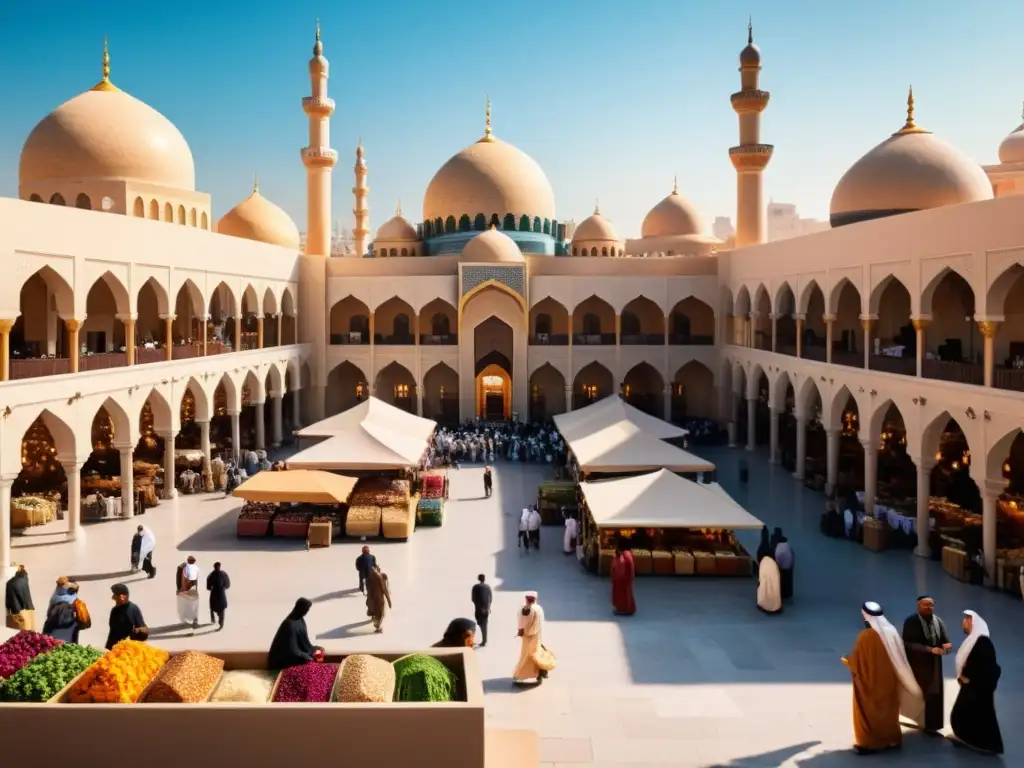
[580,469,763,529]
[554,396,688,441]
[296,397,436,443]
[571,421,714,474]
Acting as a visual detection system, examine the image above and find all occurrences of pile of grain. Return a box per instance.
[332,654,395,703]
[209,670,278,703]
[142,651,224,703]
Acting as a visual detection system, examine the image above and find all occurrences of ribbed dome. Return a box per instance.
[376,211,418,241]
[641,186,704,238]
[573,208,619,243]
[461,227,525,262]
[998,121,1024,164]
[217,187,300,249]
[20,76,195,191]
[423,136,555,225]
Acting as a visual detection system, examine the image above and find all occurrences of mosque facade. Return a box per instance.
[2,26,1024,579]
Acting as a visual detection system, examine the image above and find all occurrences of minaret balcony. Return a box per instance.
[301,147,339,168]
[302,96,335,117]
[730,89,770,113]
[729,144,774,172]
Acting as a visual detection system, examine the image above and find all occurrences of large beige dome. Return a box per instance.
[20,69,195,191]
[423,134,555,225]
[217,186,300,249]
[376,210,418,241]
[830,97,992,227]
[461,227,525,262]
[641,183,705,238]
[573,208,619,242]
[998,121,1024,164]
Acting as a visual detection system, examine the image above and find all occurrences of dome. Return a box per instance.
[573,207,619,242]
[461,227,525,263]
[20,53,195,191]
[641,182,705,238]
[376,208,418,241]
[998,120,1024,164]
[217,185,300,249]
[740,23,761,67]
[830,96,993,227]
[423,127,555,225]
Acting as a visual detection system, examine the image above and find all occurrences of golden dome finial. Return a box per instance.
[316,18,321,42]
[253,173,259,194]
[313,19,323,56]
[894,84,930,136]
[672,174,679,195]
[91,36,119,92]
[479,95,495,143]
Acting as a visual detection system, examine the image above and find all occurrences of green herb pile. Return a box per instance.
[392,654,457,703]
[0,643,104,702]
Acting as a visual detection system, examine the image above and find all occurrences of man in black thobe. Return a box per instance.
[901,595,951,733]
[106,583,148,650]
[483,466,493,498]
[206,561,231,630]
[471,574,492,647]
[355,546,376,594]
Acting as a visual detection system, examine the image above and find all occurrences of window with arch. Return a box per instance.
[473,213,486,230]
[29,193,43,202]
[518,215,531,232]
[620,311,641,335]
[75,193,91,210]
[349,315,369,335]
[394,314,411,339]
[535,313,552,336]
[410,249,417,257]
[400,248,408,257]
[177,205,186,224]
[431,313,450,336]
[444,216,456,233]
[379,248,387,257]
[590,248,598,257]
[503,214,516,230]
[489,213,500,229]
[133,197,145,217]
[543,218,551,235]
[389,248,398,257]
[189,208,197,226]
[434,217,444,233]
[532,216,541,233]
[601,247,608,257]
[164,202,173,221]
[50,193,66,206]
[582,313,601,335]
[150,200,160,219]
[458,214,471,231]
[201,211,209,229]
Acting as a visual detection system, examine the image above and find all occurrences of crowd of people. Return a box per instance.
[427,420,567,468]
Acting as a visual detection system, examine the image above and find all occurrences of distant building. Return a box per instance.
[712,216,735,241]
[766,201,828,241]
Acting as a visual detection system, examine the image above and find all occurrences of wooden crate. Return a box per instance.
[942,546,968,582]
[693,552,716,575]
[307,521,333,548]
[862,519,888,552]
[673,551,695,575]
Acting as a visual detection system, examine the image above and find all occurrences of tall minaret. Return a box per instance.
[299,22,336,423]
[353,140,370,257]
[729,20,773,248]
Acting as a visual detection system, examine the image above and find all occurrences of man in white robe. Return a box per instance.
[138,526,156,579]
[513,592,554,685]
[563,516,578,555]
[756,556,782,613]
[519,508,531,550]
[176,555,201,631]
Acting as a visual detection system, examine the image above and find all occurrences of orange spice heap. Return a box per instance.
[67,640,169,704]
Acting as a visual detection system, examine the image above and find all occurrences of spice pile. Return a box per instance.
[350,477,410,507]
[0,631,63,679]
[67,640,169,703]
[392,654,458,703]
[142,651,225,703]
[210,670,277,703]
[0,644,104,702]
[333,654,394,703]
[272,662,339,703]
[345,506,382,538]
[417,497,444,526]
[239,502,275,520]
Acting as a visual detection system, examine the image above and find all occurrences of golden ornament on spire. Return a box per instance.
[894,85,930,135]
[396,200,403,216]
[91,36,119,92]
[672,175,679,194]
[316,18,321,41]
[594,199,601,215]
[313,19,323,56]
[480,95,495,143]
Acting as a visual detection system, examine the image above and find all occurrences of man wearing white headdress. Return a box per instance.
[950,610,1003,754]
[513,592,555,685]
[841,601,924,754]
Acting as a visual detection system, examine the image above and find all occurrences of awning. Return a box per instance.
[580,469,763,529]
[286,425,427,470]
[554,396,688,441]
[571,421,714,474]
[232,470,358,504]
[296,397,436,443]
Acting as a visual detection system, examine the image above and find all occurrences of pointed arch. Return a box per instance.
[327,362,368,416]
[85,271,131,317]
[734,284,751,317]
[183,377,211,423]
[826,384,860,432]
[262,287,279,316]
[622,361,664,417]
[795,376,821,421]
[774,281,796,316]
[573,361,614,409]
[137,276,170,317]
[32,408,78,458]
[140,388,175,435]
[798,279,823,315]
[770,370,792,412]
[672,360,714,420]
[529,362,567,420]
[20,265,74,318]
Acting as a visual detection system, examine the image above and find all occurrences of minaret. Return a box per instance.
[302,21,338,256]
[353,140,370,257]
[729,19,773,248]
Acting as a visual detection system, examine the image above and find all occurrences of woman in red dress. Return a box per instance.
[610,545,636,616]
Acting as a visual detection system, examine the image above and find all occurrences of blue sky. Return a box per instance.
[0,0,1021,236]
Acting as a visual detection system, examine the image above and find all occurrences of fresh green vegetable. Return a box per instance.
[0,643,104,702]
[392,654,457,702]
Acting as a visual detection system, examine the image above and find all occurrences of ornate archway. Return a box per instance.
[476,363,511,420]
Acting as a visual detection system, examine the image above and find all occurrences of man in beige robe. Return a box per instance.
[513,592,554,685]
[365,565,392,633]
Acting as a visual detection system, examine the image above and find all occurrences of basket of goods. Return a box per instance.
[141,651,225,703]
[67,640,169,703]
[862,517,888,552]
[421,474,445,499]
[210,670,278,703]
[714,551,740,576]
[345,506,382,538]
[383,497,417,540]
[237,503,275,537]
[598,549,615,576]
[416,497,444,527]
[672,549,695,575]
[272,662,340,703]
[631,548,653,575]
[307,517,334,548]
[0,631,63,680]
[332,654,395,703]
[0,644,103,703]
[392,654,459,703]
[693,550,716,575]
[272,511,310,538]
[10,496,57,529]
[652,550,674,575]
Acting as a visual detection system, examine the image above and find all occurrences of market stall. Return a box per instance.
[571,421,715,479]
[232,470,358,542]
[578,469,763,577]
[554,395,688,442]
[295,396,436,445]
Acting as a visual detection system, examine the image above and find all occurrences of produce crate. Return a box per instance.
[417,498,444,527]
[273,520,310,538]
[862,518,888,552]
[236,519,270,538]
[673,550,695,575]
[631,549,652,575]
[346,506,382,538]
[693,551,716,575]
[383,497,417,540]
[307,522,333,548]
[714,552,742,576]
[10,496,57,529]
[942,546,968,582]
[652,550,674,575]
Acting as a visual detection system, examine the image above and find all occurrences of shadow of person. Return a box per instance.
[310,588,360,604]
[705,740,820,767]
[482,677,531,694]
[315,619,374,640]
[69,570,137,582]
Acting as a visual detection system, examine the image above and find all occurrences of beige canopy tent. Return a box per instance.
[571,421,714,474]
[296,397,436,443]
[580,469,763,529]
[554,396,688,441]
[232,469,358,504]
[286,426,428,470]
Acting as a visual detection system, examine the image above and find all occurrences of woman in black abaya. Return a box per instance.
[951,610,1003,755]
[268,598,322,670]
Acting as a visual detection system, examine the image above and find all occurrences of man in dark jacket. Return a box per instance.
[355,546,376,594]
[206,561,231,630]
[106,583,148,650]
[471,574,492,647]
[5,565,35,631]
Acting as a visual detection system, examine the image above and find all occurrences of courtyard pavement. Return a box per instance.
[4,445,1021,766]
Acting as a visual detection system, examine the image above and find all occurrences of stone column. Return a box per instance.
[663,384,672,423]
[746,396,756,451]
[229,411,241,464]
[198,420,212,476]
[415,386,423,417]
[824,315,835,364]
[254,402,266,450]
[161,314,175,361]
[66,318,82,373]
[277,313,284,346]
[862,439,878,518]
[60,458,82,540]
[768,406,780,464]
[825,428,840,495]
[770,313,778,352]
[564,385,573,413]
[120,314,137,365]
[117,445,135,517]
[368,311,376,386]
[859,316,875,370]
[160,432,177,500]
[0,319,13,381]
[981,480,1000,586]
[915,459,935,558]
[0,475,14,577]
[912,317,930,377]
[292,388,302,429]
[748,312,759,349]
[257,315,265,349]
[977,320,999,387]
[794,415,807,480]
[234,316,242,351]
[272,395,283,447]
[795,314,805,358]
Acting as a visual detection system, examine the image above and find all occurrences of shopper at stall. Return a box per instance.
[901,596,951,734]
[47,576,72,612]
[5,565,35,631]
[755,526,772,564]
[527,505,542,549]
[773,532,795,601]
[471,574,492,647]
[366,564,392,633]
[518,507,531,550]
[951,610,1003,755]
[355,545,377,594]
[268,598,320,669]
[43,583,90,643]
[130,528,143,573]
[106,583,148,649]
[138,525,157,579]
[756,554,782,614]
[483,465,493,498]
[513,592,554,685]
[175,555,201,630]
[611,545,636,616]
[563,515,578,556]
[434,618,477,648]
[206,561,230,630]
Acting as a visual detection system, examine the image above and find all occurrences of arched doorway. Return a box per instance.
[476,362,511,420]
[459,283,527,420]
